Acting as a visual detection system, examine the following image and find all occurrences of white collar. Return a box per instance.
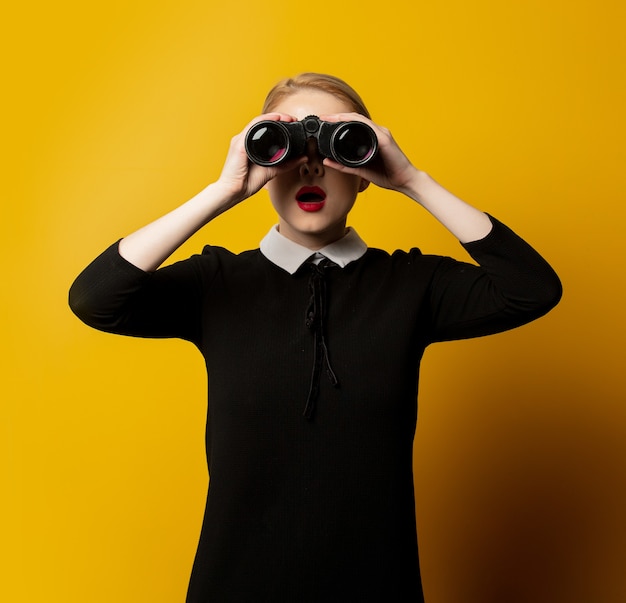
[260,225,368,274]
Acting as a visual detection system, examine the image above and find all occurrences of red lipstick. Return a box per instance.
[296,186,326,212]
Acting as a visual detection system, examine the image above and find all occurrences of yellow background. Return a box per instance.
[2,0,625,601]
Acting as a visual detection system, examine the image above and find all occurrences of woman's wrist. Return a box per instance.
[398,168,431,204]
[195,180,246,218]
[397,169,492,242]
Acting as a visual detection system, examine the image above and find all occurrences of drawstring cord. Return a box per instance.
[303,260,339,420]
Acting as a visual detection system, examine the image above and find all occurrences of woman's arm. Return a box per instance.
[118,181,238,272]
[321,112,561,336]
[397,169,493,243]
[69,113,304,336]
[117,113,304,272]
[425,215,562,341]
[320,112,493,243]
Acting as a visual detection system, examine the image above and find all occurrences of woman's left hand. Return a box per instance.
[318,112,419,195]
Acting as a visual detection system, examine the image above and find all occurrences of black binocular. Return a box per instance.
[244,115,378,168]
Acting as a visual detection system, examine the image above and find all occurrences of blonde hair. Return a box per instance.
[262,72,371,119]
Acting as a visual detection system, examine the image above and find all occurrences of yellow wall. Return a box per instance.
[2,1,625,601]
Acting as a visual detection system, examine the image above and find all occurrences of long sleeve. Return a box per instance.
[68,241,213,344]
[422,214,562,342]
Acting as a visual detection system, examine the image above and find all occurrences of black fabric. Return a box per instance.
[69,215,561,602]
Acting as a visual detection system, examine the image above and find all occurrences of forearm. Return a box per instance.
[118,182,237,272]
[118,111,306,272]
[399,169,493,244]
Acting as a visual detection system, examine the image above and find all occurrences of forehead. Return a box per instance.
[271,90,352,119]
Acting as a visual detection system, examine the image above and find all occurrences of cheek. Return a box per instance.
[265,179,284,204]
[266,182,294,217]
[340,175,363,198]
[266,171,296,198]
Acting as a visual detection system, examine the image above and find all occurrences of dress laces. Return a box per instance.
[303,259,339,420]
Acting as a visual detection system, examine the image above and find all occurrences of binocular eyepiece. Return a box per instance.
[245,115,378,168]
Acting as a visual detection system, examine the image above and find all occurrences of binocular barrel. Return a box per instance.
[245,115,378,168]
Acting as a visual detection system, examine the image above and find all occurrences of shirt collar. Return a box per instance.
[260,225,368,274]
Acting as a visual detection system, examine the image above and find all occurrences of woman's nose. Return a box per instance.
[299,138,325,177]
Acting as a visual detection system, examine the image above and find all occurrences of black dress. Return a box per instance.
[69,216,561,602]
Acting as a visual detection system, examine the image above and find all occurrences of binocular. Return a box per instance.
[244,115,378,167]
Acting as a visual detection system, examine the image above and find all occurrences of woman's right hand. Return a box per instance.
[214,113,305,209]
[118,114,305,272]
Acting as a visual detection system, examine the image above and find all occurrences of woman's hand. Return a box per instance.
[215,113,305,208]
[118,114,307,272]
[319,112,492,243]
[318,112,419,195]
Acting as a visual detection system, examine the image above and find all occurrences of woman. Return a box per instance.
[69,73,561,602]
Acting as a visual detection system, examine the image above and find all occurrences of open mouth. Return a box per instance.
[296,186,326,212]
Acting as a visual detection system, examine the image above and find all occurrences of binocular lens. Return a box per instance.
[332,123,377,166]
[246,123,289,166]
